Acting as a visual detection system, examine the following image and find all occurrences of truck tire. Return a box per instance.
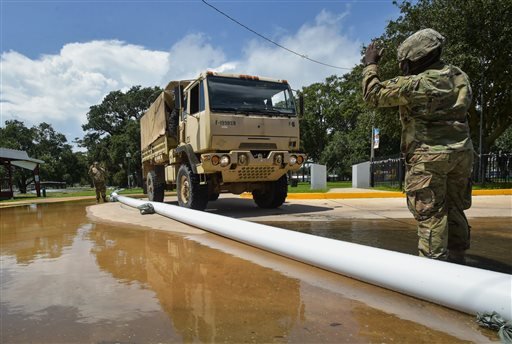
[147,167,165,202]
[177,164,208,210]
[208,192,220,201]
[252,174,288,209]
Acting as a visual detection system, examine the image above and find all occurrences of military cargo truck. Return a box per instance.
[140,71,305,210]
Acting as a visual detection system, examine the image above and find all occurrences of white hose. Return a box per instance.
[111,193,512,320]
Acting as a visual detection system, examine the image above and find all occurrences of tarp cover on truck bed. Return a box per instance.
[140,91,173,150]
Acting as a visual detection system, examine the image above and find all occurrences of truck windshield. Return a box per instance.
[207,76,296,116]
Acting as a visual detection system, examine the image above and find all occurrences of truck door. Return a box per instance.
[184,80,206,150]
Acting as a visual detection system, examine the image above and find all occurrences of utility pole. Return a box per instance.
[479,62,484,184]
[126,152,131,188]
[370,126,375,187]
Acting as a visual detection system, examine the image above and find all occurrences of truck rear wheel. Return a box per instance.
[252,175,288,209]
[147,167,165,202]
[177,164,208,210]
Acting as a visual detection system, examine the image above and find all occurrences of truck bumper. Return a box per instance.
[199,151,306,183]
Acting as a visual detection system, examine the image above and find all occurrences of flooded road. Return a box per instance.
[262,218,512,274]
[1,201,506,343]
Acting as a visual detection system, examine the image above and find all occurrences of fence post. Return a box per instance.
[398,157,404,191]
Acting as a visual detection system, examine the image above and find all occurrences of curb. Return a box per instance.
[472,189,512,196]
[240,189,512,200]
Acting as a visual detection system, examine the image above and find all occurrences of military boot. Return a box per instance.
[447,249,466,264]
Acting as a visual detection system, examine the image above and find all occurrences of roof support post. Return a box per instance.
[34,164,41,197]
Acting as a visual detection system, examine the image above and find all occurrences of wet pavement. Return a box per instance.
[1,200,510,343]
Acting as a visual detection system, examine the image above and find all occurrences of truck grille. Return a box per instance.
[238,166,276,180]
[239,143,277,150]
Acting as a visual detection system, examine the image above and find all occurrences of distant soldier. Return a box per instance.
[362,29,474,263]
[89,161,107,203]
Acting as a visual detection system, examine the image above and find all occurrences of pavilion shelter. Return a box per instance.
[0,148,45,199]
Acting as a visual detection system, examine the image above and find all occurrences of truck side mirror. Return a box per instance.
[174,86,184,110]
[298,94,304,118]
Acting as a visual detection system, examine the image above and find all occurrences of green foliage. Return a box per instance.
[112,170,127,187]
[384,0,512,151]
[300,66,401,177]
[0,120,87,192]
[493,127,512,153]
[299,0,510,177]
[79,85,162,187]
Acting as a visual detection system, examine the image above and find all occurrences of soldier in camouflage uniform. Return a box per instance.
[361,29,474,262]
[89,161,108,203]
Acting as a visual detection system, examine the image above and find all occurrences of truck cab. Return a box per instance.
[141,71,305,210]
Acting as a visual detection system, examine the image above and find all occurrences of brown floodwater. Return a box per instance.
[261,217,512,274]
[1,201,508,343]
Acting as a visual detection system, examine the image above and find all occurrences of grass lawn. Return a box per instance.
[288,181,352,193]
[0,187,145,203]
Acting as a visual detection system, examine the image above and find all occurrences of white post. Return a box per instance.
[310,164,326,190]
[352,161,370,188]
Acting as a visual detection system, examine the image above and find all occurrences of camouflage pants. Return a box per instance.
[94,182,107,201]
[405,150,473,259]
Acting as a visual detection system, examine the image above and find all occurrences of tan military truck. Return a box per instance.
[140,71,305,210]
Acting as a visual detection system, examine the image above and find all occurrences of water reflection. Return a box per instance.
[90,225,302,342]
[1,203,303,342]
[0,202,498,343]
[1,202,85,263]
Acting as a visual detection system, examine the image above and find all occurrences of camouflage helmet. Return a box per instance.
[397,28,445,62]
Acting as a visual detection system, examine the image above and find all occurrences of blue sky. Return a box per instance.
[1,0,400,145]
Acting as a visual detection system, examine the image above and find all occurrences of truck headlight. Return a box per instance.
[211,155,220,166]
[289,155,297,165]
[238,153,248,165]
[274,154,283,165]
[297,155,304,165]
[220,155,231,167]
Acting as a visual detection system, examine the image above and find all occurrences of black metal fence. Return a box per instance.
[371,153,511,189]
[473,153,512,183]
[370,157,404,189]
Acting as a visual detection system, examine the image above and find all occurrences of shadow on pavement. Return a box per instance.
[465,255,512,274]
[164,197,332,219]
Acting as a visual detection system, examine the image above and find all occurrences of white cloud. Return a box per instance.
[242,9,360,88]
[165,33,235,81]
[1,40,169,141]
[1,9,360,145]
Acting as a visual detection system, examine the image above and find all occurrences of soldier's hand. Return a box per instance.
[364,41,384,66]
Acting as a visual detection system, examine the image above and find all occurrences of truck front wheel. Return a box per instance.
[252,175,288,209]
[177,164,208,210]
[147,167,165,202]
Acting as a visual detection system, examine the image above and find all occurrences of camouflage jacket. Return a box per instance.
[89,165,106,184]
[362,62,473,155]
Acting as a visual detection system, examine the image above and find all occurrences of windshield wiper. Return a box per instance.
[212,107,295,116]
[212,107,239,113]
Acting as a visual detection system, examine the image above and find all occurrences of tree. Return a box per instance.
[493,127,512,153]
[0,120,37,193]
[0,120,85,192]
[80,85,162,187]
[381,0,512,152]
[300,65,402,178]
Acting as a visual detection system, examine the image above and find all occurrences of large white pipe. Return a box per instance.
[111,193,512,320]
